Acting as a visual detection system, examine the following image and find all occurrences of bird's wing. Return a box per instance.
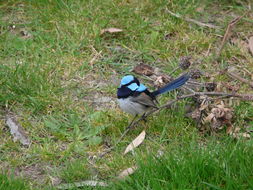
[131,93,157,108]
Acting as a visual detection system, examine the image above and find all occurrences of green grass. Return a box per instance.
[0,0,253,189]
[0,174,30,190]
[110,139,253,190]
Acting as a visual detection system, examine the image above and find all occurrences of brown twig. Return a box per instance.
[166,9,220,29]
[194,91,253,100]
[217,14,246,58]
[227,71,253,88]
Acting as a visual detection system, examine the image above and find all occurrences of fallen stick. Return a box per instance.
[166,9,220,29]
[194,91,253,100]
[227,71,253,88]
[217,14,245,58]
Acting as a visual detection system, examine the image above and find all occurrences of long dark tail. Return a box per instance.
[152,73,190,96]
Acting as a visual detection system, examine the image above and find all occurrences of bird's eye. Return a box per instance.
[133,77,140,86]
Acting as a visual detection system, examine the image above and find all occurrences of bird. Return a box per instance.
[117,73,190,116]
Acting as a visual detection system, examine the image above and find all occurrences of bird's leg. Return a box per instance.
[140,106,159,122]
[140,112,148,122]
[126,114,138,129]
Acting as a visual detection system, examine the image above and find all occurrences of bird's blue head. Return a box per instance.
[119,75,147,92]
[120,75,135,86]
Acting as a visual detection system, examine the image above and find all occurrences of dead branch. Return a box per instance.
[166,9,220,29]
[217,14,246,58]
[227,71,253,88]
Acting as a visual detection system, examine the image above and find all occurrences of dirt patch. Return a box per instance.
[85,92,117,110]
[14,164,47,185]
[14,164,62,186]
[67,73,119,110]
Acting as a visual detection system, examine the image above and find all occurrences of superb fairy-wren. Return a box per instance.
[117,73,190,116]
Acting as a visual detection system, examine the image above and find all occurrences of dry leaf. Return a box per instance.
[56,180,108,189]
[204,113,215,123]
[6,115,31,146]
[212,108,225,118]
[199,96,209,111]
[117,166,138,179]
[132,63,154,76]
[100,28,123,35]
[232,132,250,139]
[248,36,253,56]
[124,130,146,155]
[198,100,234,133]
[226,124,233,134]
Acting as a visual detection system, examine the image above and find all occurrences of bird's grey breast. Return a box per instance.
[117,97,148,115]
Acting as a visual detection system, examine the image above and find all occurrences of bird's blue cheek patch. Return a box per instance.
[120,75,134,86]
[137,83,147,92]
[126,83,139,91]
